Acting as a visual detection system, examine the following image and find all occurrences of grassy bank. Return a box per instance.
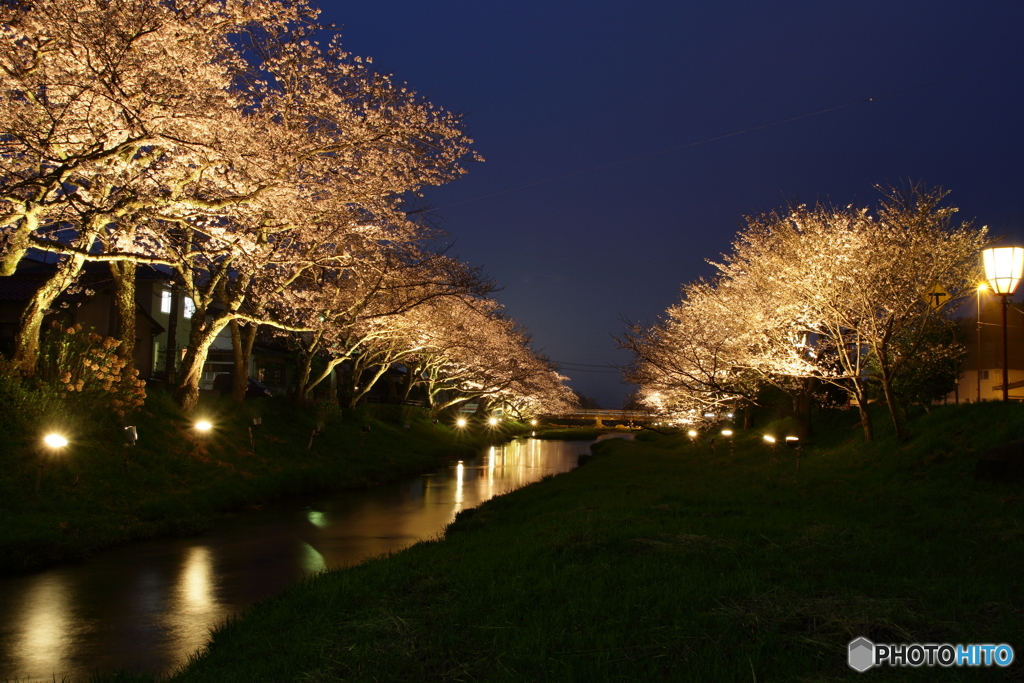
[0,391,521,574]
[104,401,1024,682]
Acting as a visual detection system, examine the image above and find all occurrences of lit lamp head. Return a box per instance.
[982,246,1024,295]
[721,429,733,438]
[456,417,467,428]
[488,416,498,426]
[763,435,776,445]
[530,419,538,426]
[687,429,697,438]
[43,433,68,449]
[194,420,212,433]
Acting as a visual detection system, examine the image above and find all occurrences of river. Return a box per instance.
[0,435,624,682]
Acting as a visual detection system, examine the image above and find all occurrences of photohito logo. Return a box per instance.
[848,638,1015,671]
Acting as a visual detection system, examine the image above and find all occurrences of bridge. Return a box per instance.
[543,409,651,427]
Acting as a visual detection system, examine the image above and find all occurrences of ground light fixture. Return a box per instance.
[36,433,68,494]
[488,416,498,426]
[721,429,734,456]
[687,429,698,443]
[456,418,467,428]
[982,246,1024,402]
[195,420,212,432]
[786,436,801,470]
[763,435,777,463]
[530,419,538,426]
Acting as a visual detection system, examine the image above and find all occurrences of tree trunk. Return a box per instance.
[0,208,42,277]
[793,378,815,441]
[110,259,137,371]
[164,286,181,383]
[879,368,907,441]
[300,357,346,403]
[173,317,231,412]
[13,253,88,374]
[228,320,258,404]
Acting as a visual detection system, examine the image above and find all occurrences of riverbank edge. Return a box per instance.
[0,394,529,575]
[110,401,1024,682]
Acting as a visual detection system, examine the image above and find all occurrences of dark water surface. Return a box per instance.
[0,436,625,682]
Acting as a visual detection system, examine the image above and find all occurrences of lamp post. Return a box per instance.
[721,429,734,457]
[982,247,1024,402]
[977,283,987,403]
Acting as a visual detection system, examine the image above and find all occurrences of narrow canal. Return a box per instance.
[0,435,625,682]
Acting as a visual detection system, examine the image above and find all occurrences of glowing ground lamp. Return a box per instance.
[488,416,499,427]
[721,429,734,457]
[763,435,777,463]
[456,417,468,428]
[36,433,68,494]
[687,429,698,443]
[194,420,213,433]
[786,436,801,470]
[982,247,1024,402]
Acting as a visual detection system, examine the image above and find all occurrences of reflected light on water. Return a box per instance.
[165,545,223,662]
[178,546,215,613]
[454,461,464,514]
[12,574,73,678]
[300,542,327,574]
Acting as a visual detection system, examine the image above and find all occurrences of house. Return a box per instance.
[947,296,1024,402]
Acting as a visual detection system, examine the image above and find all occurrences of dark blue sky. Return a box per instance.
[318,0,1024,407]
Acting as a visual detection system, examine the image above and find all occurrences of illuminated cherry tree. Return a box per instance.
[625,186,987,441]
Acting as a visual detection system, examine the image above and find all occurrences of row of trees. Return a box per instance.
[622,186,987,441]
[0,0,574,417]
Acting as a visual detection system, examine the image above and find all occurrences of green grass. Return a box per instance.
[88,401,1023,682]
[0,391,520,574]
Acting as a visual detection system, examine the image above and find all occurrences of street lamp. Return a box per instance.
[982,247,1024,402]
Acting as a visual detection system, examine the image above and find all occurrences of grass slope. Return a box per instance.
[0,392,517,574]
[90,402,1024,682]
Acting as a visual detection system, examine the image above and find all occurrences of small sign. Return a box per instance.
[924,285,951,311]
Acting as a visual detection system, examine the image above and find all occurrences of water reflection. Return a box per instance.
[13,574,75,677]
[0,436,622,681]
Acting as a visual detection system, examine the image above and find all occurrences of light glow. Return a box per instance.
[982,247,1024,295]
[721,430,733,437]
[687,430,697,437]
[763,435,776,443]
[43,434,68,449]
[456,418,467,428]
[488,417,498,426]
[786,436,799,442]
[195,421,212,432]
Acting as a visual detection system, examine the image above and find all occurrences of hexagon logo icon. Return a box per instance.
[848,637,874,672]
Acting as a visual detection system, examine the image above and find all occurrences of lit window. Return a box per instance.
[160,290,171,314]
[184,297,196,318]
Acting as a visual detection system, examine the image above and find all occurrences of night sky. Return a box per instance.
[317,0,1024,408]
